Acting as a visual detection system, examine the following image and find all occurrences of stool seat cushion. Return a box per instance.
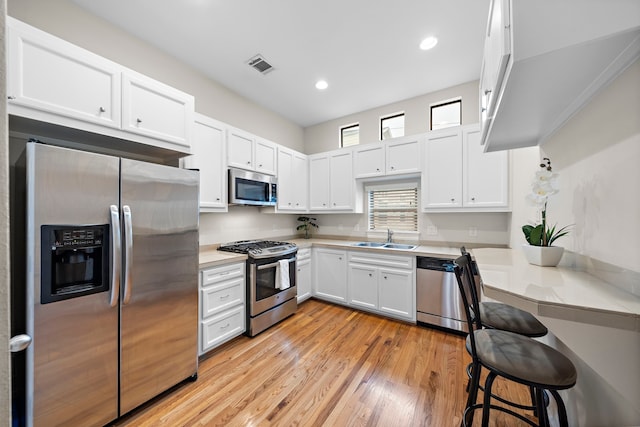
[480,302,548,337]
[472,329,577,389]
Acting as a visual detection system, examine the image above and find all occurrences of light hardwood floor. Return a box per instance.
[112,299,533,426]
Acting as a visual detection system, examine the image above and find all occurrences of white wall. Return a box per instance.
[304,80,479,154]
[7,0,304,152]
[540,59,640,273]
[1,1,11,423]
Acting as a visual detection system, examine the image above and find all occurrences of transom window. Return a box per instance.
[430,99,461,130]
[340,123,360,147]
[380,113,405,140]
[367,182,418,232]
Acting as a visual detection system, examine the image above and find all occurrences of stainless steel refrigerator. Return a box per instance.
[12,141,199,426]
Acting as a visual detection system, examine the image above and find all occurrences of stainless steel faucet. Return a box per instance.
[386,228,394,243]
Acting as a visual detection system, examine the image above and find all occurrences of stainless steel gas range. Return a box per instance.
[218,240,297,336]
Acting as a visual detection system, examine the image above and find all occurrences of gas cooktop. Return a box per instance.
[217,240,297,259]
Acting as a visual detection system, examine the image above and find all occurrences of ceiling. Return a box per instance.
[73,0,490,128]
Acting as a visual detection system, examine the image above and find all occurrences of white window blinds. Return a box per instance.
[367,184,418,231]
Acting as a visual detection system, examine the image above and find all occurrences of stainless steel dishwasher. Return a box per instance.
[416,256,480,334]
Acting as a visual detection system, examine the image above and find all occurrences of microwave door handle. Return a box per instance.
[256,257,297,271]
[109,205,121,307]
[122,205,133,305]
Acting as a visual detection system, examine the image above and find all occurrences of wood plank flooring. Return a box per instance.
[112,299,533,426]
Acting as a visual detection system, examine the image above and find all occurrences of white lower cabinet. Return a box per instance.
[296,248,312,303]
[199,262,246,355]
[348,251,415,322]
[313,248,347,303]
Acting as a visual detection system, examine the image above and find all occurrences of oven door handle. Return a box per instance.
[256,257,297,271]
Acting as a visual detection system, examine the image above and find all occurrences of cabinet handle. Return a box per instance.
[471,197,476,201]
[288,202,292,206]
[390,166,395,170]
[376,168,380,171]
[136,118,142,124]
[99,107,106,113]
[484,89,492,96]
[296,203,299,206]
[220,294,230,300]
[7,96,15,100]
[220,323,230,330]
[481,107,487,113]
[247,161,251,165]
[216,198,220,201]
[333,202,336,206]
[259,164,263,168]
[338,257,342,260]
[451,198,455,202]
[368,273,373,277]
[383,276,388,279]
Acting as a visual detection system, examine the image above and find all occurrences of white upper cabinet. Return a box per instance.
[422,128,463,209]
[182,113,227,212]
[309,149,354,211]
[463,126,508,208]
[481,0,640,151]
[277,147,308,212]
[422,124,509,212]
[385,137,422,175]
[6,17,195,155]
[353,144,385,178]
[353,136,421,178]
[227,128,277,175]
[122,71,194,150]
[7,17,122,129]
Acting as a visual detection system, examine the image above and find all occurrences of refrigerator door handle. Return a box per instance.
[9,334,32,352]
[123,205,133,305]
[109,205,121,307]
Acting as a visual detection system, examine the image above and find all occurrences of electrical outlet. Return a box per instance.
[469,227,478,237]
[426,225,438,235]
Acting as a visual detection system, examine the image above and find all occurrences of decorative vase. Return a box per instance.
[521,244,564,267]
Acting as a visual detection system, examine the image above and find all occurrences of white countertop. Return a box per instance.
[472,248,640,331]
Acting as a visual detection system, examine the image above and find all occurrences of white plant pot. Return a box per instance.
[521,244,564,267]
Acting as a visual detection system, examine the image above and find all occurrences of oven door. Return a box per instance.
[248,254,297,317]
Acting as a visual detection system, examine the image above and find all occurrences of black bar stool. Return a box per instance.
[453,254,577,427]
[460,247,547,337]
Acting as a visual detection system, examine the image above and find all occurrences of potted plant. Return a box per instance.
[521,158,571,266]
[297,216,318,239]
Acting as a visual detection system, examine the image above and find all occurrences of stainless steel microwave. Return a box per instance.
[228,168,277,206]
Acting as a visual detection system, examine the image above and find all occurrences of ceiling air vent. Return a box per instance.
[247,54,274,75]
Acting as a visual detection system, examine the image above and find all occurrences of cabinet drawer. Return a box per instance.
[201,262,245,286]
[297,248,311,260]
[201,277,245,318]
[200,305,245,353]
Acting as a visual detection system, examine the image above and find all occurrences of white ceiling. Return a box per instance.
[73,0,490,127]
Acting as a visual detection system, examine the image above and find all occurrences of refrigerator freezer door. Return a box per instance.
[119,158,199,415]
[28,143,120,427]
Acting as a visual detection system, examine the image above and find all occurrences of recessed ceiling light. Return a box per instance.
[419,36,438,50]
[315,80,328,90]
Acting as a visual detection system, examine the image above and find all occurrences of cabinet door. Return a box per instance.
[309,155,330,210]
[423,128,463,209]
[255,139,277,176]
[386,138,421,175]
[314,249,347,303]
[7,17,121,129]
[227,128,255,170]
[378,268,414,320]
[122,72,194,150]
[277,148,295,210]
[293,152,309,210]
[183,114,227,211]
[353,144,385,178]
[296,259,312,303]
[463,126,509,208]
[329,151,353,210]
[483,0,511,119]
[348,264,378,310]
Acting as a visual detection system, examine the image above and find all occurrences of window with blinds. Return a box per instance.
[367,184,418,231]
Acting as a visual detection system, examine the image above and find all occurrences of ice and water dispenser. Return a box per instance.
[40,224,110,303]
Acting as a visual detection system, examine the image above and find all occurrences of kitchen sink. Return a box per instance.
[352,242,385,248]
[352,242,417,250]
[382,243,417,250]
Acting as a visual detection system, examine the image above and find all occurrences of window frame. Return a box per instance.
[339,122,360,148]
[366,180,419,233]
[379,112,405,141]
[430,98,462,130]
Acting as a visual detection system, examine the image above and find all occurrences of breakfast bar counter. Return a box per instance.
[472,247,640,426]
